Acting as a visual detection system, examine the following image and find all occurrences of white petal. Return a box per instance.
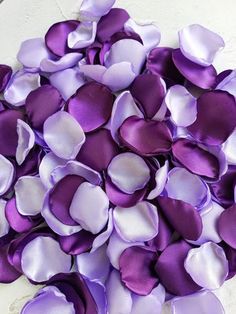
[16,119,35,165]
[0,199,9,237]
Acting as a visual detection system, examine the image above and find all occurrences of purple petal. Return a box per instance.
[113,201,159,242]
[0,154,14,196]
[97,8,129,42]
[43,111,85,159]
[165,85,197,127]
[40,53,83,73]
[17,38,51,68]
[119,116,172,156]
[179,24,225,66]
[25,85,63,131]
[16,119,35,165]
[172,138,220,180]
[119,246,158,295]
[172,49,217,89]
[106,270,133,314]
[4,71,41,107]
[21,236,71,282]
[0,246,21,283]
[108,153,150,194]
[110,91,143,143]
[158,196,203,241]
[0,199,9,237]
[218,204,236,248]
[79,0,116,21]
[70,182,109,234]
[50,68,85,101]
[216,69,236,97]
[85,281,106,314]
[155,241,201,296]
[130,74,165,118]
[187,91,236,145]
[15,176,47,216]
[0,64,12,92]
[67,82,113,132]
[77,128,119,172]
[45,20,80,57]
[147,161,169,200]
[68,22,97,49]
[92,209,113,252]
[171,291,225,314]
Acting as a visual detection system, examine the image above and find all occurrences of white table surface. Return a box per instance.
[0,0,236,313]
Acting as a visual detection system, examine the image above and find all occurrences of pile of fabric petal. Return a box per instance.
[0,0,236,313]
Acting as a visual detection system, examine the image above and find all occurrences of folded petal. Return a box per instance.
[45,20,80,57]
[4,71,41,107]
[17,38,51,68]
[113,201,159,242]
[158,196,203,241]
[50,68,85,100]
[16,119,35,165]
[69,182,109,234]
[68,22,97,49]
[155,241,201,296]
[147,160,169,200]
[179,24,225,66]
[119,116,172,156]
[67,82,113,132]
[172,49,217,89]
[79,0,116,21]
[21,236,71,282]
[187,91,236,145]
[40,53,83,73]
[184,242,228,289]
[92,209,113,252]
[165,85,197,127]
[108,153,150,194]
[216,69,236,97]
[43,111,85,159]
[218,204,236,249]
[119,246,158,295]
[0,154,14,196]
[0,64,12,92]
[59,230,95,255]
[0,199,9,237]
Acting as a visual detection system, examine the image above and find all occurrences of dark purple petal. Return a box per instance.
[67,82,114,132]
[0,246,21,283]
[77,128,119,172]
[158,196,203,241]
[119,116,172,156]
[25,85,63,131]
[0,64,12,92]
[59,230,95,255]
[218,204,236,249]
[155,241,201,296]
[0,109,25,157]
[172,138,220,180]
[96,8,129,42]
[187,90,236,145]
[172,49,217,89]
[130,74,165,118]
[105,177,146,207]
[45,20,80,57]
[223,244,236,279]
[119,246,158,296]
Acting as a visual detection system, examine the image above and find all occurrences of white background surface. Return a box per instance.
[0,0,236,313]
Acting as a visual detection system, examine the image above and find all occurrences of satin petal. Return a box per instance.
[79,0,116,21]
[0,154,14,196]
[40,53,83,73]
[222,128,236,165]
[148,161,169,200]
[92,209,113,252]
[0,199,9,237]
[218,204,236,249]
[0,64,12,93]
[216,69,236,97]
[68,22,97,49]
[0,246,21,283]
[16,119,35,165]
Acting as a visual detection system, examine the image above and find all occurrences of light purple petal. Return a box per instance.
[110,91,143,143]
[165,85,197,127]
[79,0,116,21]
[68,22,97,49]
[17,38,51,68]
[4,71,41,107]
[0,154,14,196]
[0,199,9,237]
[50,68,85,100]
[16,119,35,165]
[80,64,106,83]
[130,287,163,314]
[15,176,47,216]
[85,281,107,314]
[216,69,236,97]
[21,236,71,282]
[171,290,225,314]
[105,39,146,76]
[125,19,161,53]
[70,182,109,234]
[179,24,225,66]
[184,242,228,289]
[76,245,110,285]
[21,286,75,314]
[40,53,83,73]
[108,153,150,194]
[148,160,169,200]
[106,270,133,314]
[92,209,113,252]
[113,201,159,242]
[43,111,85,160]
[222,128,236,165]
